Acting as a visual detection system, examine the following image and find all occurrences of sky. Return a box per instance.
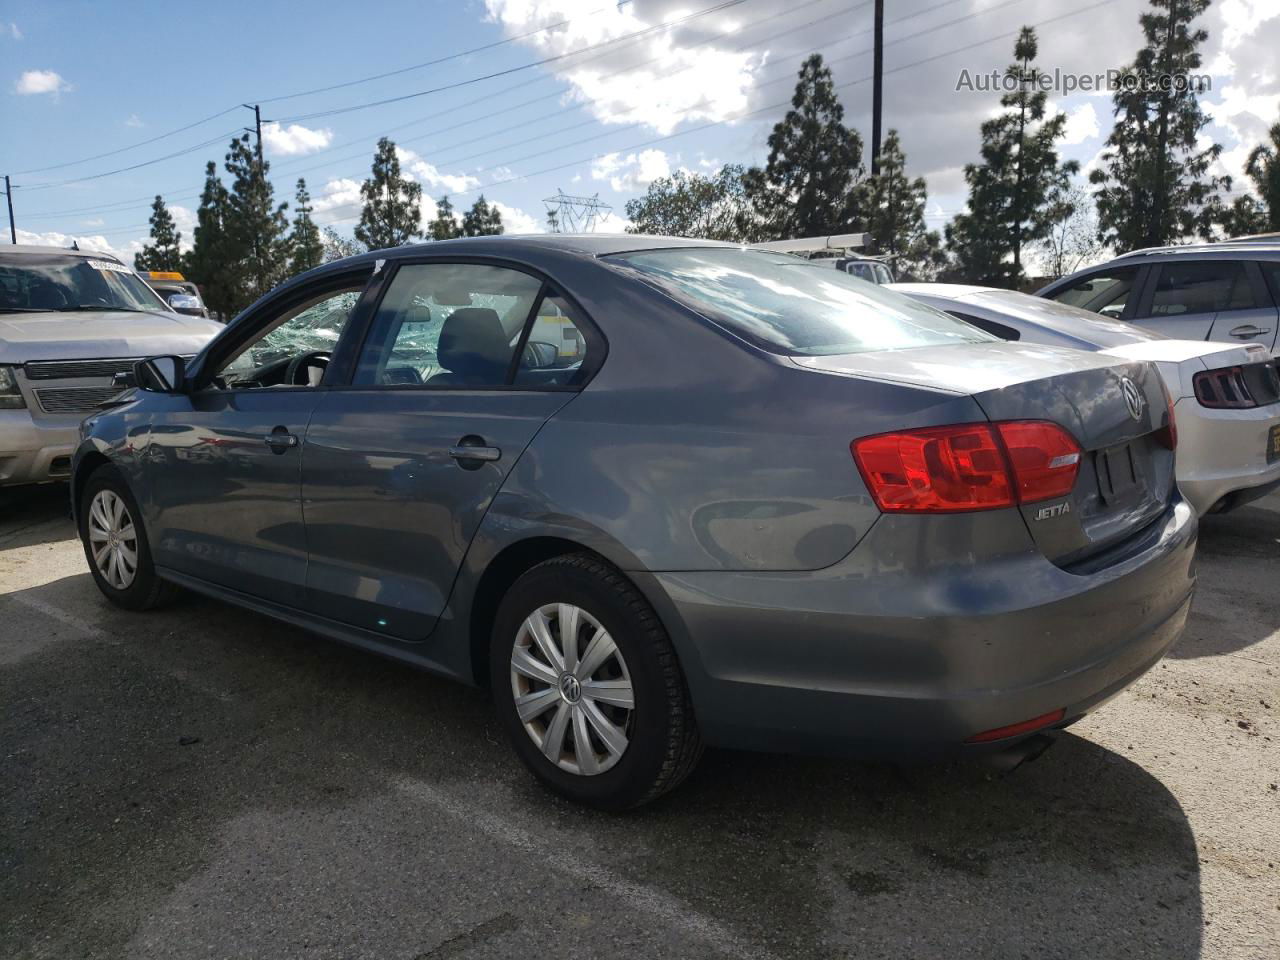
[2,0,1278,265]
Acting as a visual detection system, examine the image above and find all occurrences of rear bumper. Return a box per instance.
[650,498,1197,756]
[0,409,78,485]
[1174,397,1280,514]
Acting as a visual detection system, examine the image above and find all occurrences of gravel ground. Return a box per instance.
[1,483,1277,959]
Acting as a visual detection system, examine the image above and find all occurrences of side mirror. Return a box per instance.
[133,355,186,393]
[167,293,203,312]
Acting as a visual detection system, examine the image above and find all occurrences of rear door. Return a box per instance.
[300,260,602,639]
[1136,259,1276,349]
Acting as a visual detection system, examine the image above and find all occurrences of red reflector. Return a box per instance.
[851,421,1081,513]
[851,424,1013,512]
[994,421,1081,504]
[966,708,1066,743]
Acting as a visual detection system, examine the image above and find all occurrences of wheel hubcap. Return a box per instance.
[87,490,138,590]
[509,603,634,776]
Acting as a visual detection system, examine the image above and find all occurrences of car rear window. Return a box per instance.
[606,247,994,356]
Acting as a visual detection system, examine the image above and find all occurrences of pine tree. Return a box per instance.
[461,195,503,236]
[625,165,761,241]
[857,132,944,280]
[355,137,423,250]
[224,133,290,307]
[134,196,183,272]
[1090,0,1227,250]
[546,206,561,233]
[183,162,237,319]
[1243,118,1280,232]
[946,28,1079,286]
[427,195,461,240]
[744,54,864,240]
[289,178,324,273]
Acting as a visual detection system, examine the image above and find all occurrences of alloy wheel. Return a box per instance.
[87,489,138,590]
[509,602,635,776]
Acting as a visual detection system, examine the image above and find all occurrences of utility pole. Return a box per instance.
[871,0,884,177]
[243,103,264,170]
[2,176,15,244]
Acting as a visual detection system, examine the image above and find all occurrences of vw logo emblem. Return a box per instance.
[558,673,582,704]
[1120,377,1144,422]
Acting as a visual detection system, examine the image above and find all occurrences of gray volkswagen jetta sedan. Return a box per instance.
[72,235,1196,808]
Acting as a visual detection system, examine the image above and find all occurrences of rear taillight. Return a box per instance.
[1193,366,1256,408]
[851,421,1081,513]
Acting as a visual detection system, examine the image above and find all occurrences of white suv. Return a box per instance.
[0,245,220,485]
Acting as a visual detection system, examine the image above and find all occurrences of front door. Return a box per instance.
[146,280,370,606]
[300,261,597,639]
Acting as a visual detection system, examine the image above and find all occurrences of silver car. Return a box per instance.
[1,245,221,485]
[72,236,1196,808]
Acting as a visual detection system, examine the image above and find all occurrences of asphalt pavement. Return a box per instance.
[1,482,1277,959]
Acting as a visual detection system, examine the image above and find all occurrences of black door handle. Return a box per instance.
[264,427,298,454]
[449,435,500,470]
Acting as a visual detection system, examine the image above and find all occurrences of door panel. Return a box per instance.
[300,390,573,638]
[1135,259,1263,342]
[146,390,320,605]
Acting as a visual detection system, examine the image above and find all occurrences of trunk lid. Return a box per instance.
[793,342,1176,565]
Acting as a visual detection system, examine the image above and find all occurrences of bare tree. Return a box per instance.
[1034,185,1105,279]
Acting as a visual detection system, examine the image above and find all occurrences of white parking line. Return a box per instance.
[8,593,117,644]
[396,778,780,960]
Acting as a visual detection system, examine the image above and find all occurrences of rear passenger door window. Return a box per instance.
[354,263,542,387]
[352,262,597,389]
[1148,260,1255,316]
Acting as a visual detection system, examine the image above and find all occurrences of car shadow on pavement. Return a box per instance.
[1171,496,1279,661]
[1,573,1204,960]
[0,482,73,549]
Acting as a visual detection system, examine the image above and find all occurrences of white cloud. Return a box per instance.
[14,228,141,262]
[311,177,364,222]
[485,0,759,135]
[591,149,671,192]
[125,113,143,128]
[14,69,70,96]
[82,217,105,227]
[491,201,542,234]
[8,22,22,40]
[1060,102,1101,146]
[396,146,481,195]
[262,122,334,157]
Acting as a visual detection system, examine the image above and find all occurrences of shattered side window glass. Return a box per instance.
[218,288,365,387]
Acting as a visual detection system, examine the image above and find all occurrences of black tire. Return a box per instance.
[489,553,703,810]
[78,464,177,611]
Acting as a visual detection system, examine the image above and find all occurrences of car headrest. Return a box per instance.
[435,308,510,381]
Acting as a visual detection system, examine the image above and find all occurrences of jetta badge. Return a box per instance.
[1120,377,1144,421]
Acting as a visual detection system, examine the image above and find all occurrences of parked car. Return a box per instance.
[893,283,1280,515]
[0,245,221,486]
[818,255,895,284]
[1036,242,1280,354]
[72,236,1195,809]
[139,270,210,318]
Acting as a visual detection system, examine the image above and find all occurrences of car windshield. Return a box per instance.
[607,247,993,356]
[0,253,169,314]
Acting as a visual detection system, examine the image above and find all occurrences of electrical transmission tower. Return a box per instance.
[543,190,612,233]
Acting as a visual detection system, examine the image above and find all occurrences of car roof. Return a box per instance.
[0,243,123,261]
[363,233,742,263]
[1113,241,1280,260]
[890,282,1001,298]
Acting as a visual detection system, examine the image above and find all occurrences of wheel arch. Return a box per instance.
[71,450,114,522]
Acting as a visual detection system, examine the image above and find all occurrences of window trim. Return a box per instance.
[1052,264,1146,320]
[334,255,607,393]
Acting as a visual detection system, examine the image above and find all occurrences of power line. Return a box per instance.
[314,0,1119,228]
[258,0,636,105]
[17,0,853,222]
[20,129,244,192]
[276,0,752,124]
